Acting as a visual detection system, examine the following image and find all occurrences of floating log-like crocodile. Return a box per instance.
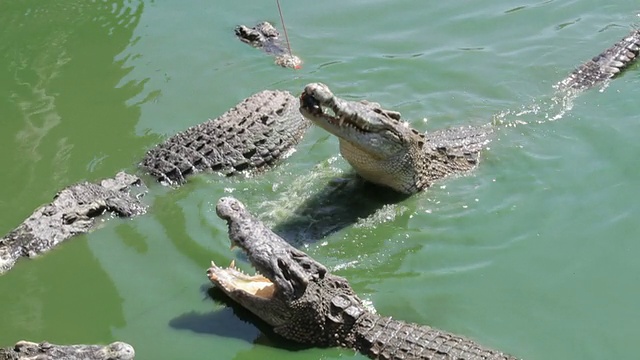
[0,340,135,360]
[235,21,303,69]
[0,172,144,275]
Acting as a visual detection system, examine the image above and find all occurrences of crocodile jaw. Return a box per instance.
[299,83,404,145]
[207,259,291,328]
[299,82,409,159]
[207,261,275,300]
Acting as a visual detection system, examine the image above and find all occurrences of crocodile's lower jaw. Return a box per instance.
[207,261,275,299]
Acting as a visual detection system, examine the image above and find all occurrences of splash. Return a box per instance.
[491,80,611,128]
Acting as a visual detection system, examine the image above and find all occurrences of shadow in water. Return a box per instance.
[169,285,311,352]
[271,172,411,245]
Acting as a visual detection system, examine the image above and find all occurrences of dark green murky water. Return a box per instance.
[1,1,639,359]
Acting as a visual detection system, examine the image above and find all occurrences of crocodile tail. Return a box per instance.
[558,29,640,91]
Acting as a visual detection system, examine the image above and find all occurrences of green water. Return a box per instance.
[1,0,639,359]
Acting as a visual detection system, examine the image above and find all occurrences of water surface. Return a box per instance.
[1,1,639,359]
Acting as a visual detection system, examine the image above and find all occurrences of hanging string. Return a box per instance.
[276,0,293,57]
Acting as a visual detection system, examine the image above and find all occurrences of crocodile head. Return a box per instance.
[235,22,303,69]
[299,83,429,193]
[234,22,279,46]
[207,197,366,346]
[300,83,490,194]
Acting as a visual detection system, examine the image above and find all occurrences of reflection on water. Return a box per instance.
[10,40,68,163]
[0,0,145,222]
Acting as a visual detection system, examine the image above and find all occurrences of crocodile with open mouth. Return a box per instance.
[208,196,518,360]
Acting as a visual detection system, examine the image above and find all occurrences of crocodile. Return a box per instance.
[1,90,309,275]
[300,82,492,194]
[298,29,640,194]
[140,89,309,184]
[208,196,518,360]
[235,21,303,69]
[0,172,145,275]
[0,340,135,360]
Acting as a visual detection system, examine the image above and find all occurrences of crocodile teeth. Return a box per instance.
[230,243,236,251]
[230,259,236,269]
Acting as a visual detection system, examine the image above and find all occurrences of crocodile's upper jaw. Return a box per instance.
[299,83,427,193]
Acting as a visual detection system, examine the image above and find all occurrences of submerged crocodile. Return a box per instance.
[0,89,309,275]
[299,29,640,194]
[0,341,135,360]
[208,196,518,360]
[235,21,302,69]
